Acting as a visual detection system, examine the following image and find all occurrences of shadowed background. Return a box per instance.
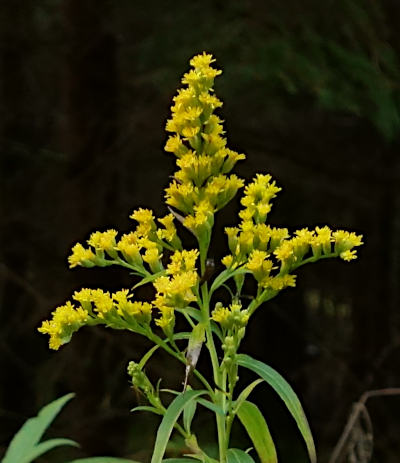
[1,1,400,462]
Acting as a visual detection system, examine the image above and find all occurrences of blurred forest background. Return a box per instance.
[1,0,400,462]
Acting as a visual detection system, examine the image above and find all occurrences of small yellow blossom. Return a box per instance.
[189,52,216,69]
[68,243,96,268]
[91,289,114,316]
[38,301,89,350]
[262,274,297,291]
[116,234,143,266]
[167,249,199,275]
[130,208,155,224]
[87,229,118,252]
[211,302,249,330]
[333,230,363,253]
[153,270,198,309]
[340,250,358,261]
[274,241,295,262]
[221,254,234,268]
[211,304,230,328]
[155,305,175,337]
[246,250,273,282]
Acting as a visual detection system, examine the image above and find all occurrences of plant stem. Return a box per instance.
[201,282,227,463]
[149,332,214,397]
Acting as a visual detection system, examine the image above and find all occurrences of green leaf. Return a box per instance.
[162,459,198,463]
[131,406,163,415]
[24,438,78,462]
[183,392,197,432]
[237,354,316,463]
[67,459,140,463]
[139,344,160,369]
[133,270,165,289]
[226,448,256,463]
[233,379,264,414]
[176,309,222,340]
[160,389,180,396]
[2,393,75,463]
[151,389,207,463]
[196,398,225,416]
[173,332,191,341]
[209,268,248,297]
[236,401,277,463]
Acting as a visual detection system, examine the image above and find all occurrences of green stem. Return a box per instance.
[201,282,227,463]
[291,251,338,270]
[149,332,214,397]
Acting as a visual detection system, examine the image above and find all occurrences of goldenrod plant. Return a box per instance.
[38,53,363,463]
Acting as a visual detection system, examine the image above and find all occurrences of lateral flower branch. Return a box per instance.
[39,53,363,463]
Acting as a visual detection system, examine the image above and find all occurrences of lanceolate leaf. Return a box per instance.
[226,448,256,463]
[24,439,78,462]
[183,391,197,432]
[67,459,141,463]
[236,401,277,463]
[131,406,163,415]
[139,344,160,369]
[151,389,207,463]
[237,354,316,463]
[233,379,264,414]
[133,270,165,289]
[196,398,225,416]
[2,393,76,463]
[209,268,248,297]
[162,459,199,463]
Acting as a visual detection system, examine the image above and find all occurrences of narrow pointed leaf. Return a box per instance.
[131,406,163,415]
[237,354,316,463]
[133,270,165,289]
[209,268,248,297]
[2,393,75,463]
[176,309,222,340]
[139,345,160,369]
[236,401,277,463]
[183,393,197,432]
[151,389,207,463]
[227,448,256,463]
[23,438,78,463]
[196,398,225,416]
[233,379,264,414]
[162,459,198,463]
[67,458,140,463]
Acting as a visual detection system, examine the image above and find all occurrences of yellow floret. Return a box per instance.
[87,229,118,252]
[68,243,96,268]
[340,250,358,261]
[190,52,216,69]
[130,208,155,224]
[38,301,89,350]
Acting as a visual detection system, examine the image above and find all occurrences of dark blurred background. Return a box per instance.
[1,1,400,462]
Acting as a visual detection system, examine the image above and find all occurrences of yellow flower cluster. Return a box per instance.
[67,209,182,274]
[272,227,363,271]
[222,174,363,292]
[39,288,153,350]
[38,301,88,350]
[211,301,249,330]
[240,174,281,224]
[152,249,200,334]
[164,52,245,238]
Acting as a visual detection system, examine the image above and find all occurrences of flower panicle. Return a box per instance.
[152,248,201,336]
[164,52,246,239]
[38,288,154,350]
[67,208,184,273]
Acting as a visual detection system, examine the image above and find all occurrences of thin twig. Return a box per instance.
[329,388,400,463]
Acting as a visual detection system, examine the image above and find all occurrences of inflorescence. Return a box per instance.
[39,52,363,351]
